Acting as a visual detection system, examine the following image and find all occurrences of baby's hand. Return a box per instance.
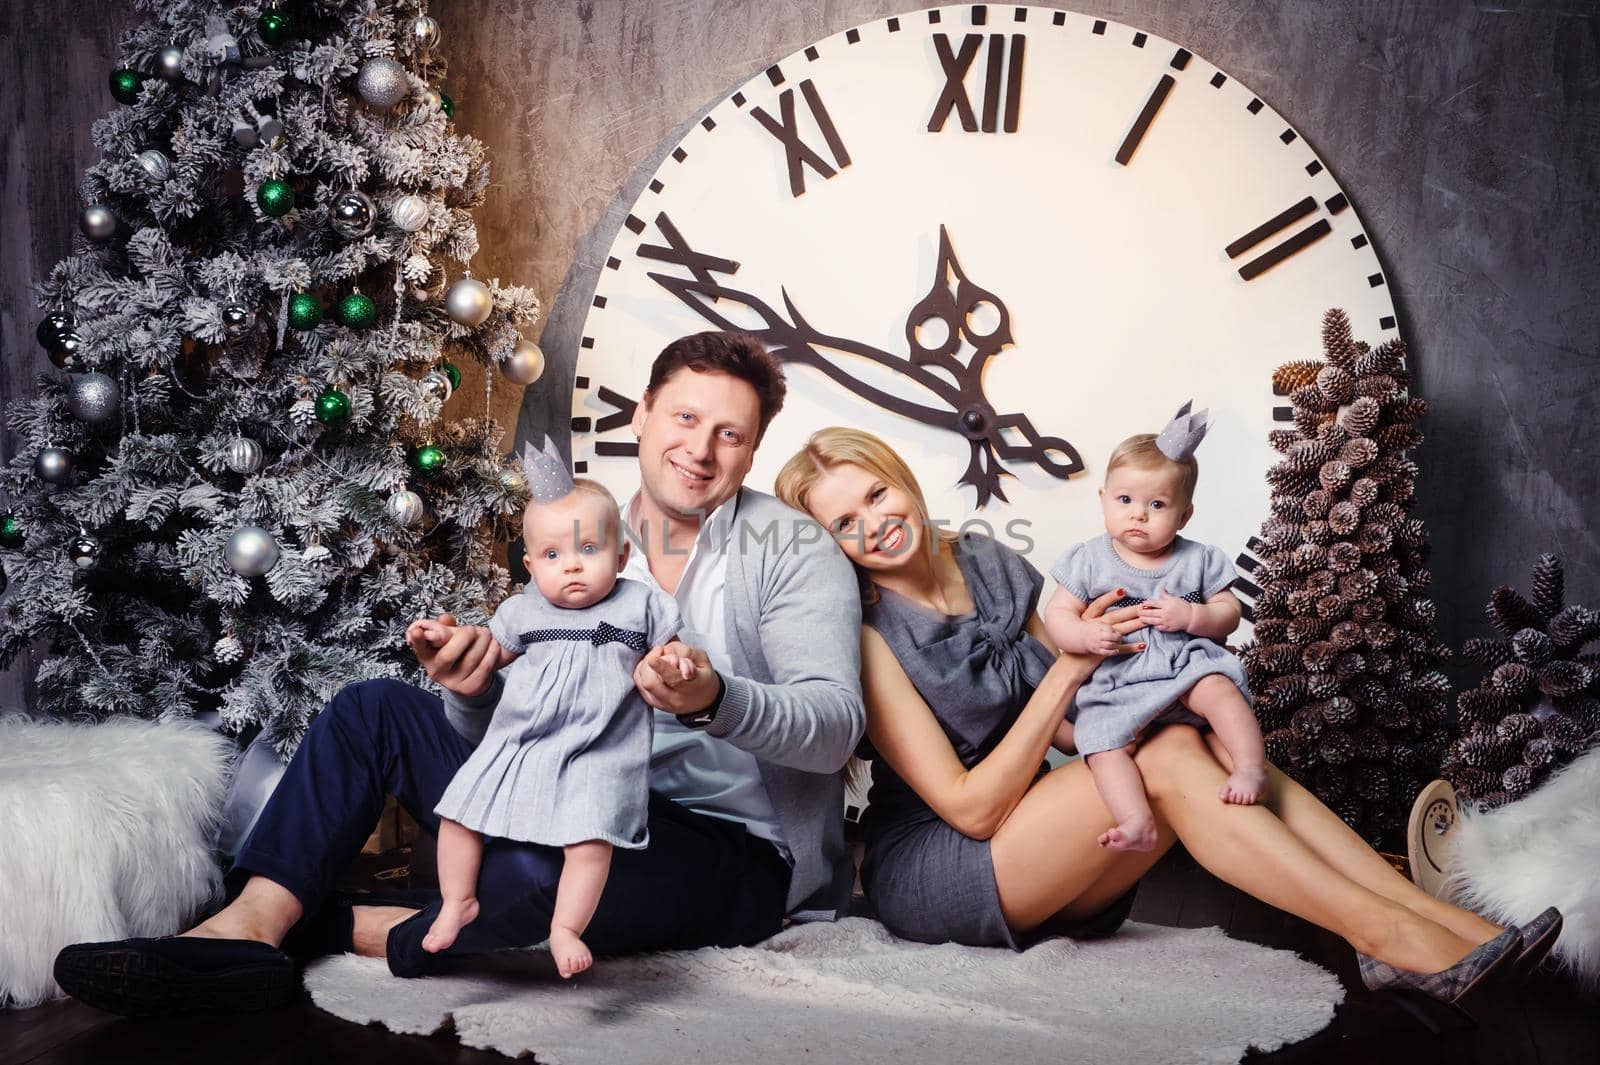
[406,618,454,648]
[1083,620,1125,657]
[1138,587,1194,633]
[660,650,698,682]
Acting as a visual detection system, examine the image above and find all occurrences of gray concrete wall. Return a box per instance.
[3,1,1596,710]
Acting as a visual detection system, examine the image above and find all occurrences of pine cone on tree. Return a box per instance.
[1443,554,1600,809]
[1245,309,1451,846]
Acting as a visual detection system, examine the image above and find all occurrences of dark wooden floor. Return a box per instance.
[4,844,1595,1065]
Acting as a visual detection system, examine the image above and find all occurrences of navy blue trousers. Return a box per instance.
[226,679,791,976]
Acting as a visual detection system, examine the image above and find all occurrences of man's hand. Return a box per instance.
[405,613,505,698]
[634,640,720,716]
[1138,586,1195,634]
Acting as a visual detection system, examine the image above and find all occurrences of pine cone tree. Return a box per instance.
[1443,555,1600,807]
[1274,360,1325,395]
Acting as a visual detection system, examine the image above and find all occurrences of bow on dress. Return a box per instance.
[518,622,649,653]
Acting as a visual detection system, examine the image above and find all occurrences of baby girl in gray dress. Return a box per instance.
[1044,404,1264,853]
[409,440,682,978]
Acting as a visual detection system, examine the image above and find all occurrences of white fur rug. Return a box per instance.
[0,714,234,1008]
[1447,744,1600,987]
[304,917,1342,1063]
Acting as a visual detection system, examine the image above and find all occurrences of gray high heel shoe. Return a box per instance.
[1356,924,1522,1032]
[1510,906,1562,981]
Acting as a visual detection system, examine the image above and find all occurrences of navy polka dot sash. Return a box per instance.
[518,621,649,654]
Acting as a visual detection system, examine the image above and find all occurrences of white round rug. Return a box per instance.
[303,918,1341,1063]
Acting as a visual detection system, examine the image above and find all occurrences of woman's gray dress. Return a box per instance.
[433,577,681,849]
[859,532,1138,949]
[1048,533,1249,757]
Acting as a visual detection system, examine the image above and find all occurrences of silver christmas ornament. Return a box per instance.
[500,467,527,494]
[222,303,254,336]
[330,189,376,239]
[79,204,116,241]
[410,15,441,50]
[136,149,172,182]
[445,277,493,326]
[34,447,73,484]
[386,489,424,527]
[390,194,429,232]
[420,370,453,403]
[68,372,120,424]
[224,436,264,474]
[156,44,186,80]
[421,87,442,111]
[224,525,279,577]
[500,338,545,386]
[70,532,101,569]
[355,57,410,111]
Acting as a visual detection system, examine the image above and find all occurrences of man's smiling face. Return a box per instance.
[631,367,761,522]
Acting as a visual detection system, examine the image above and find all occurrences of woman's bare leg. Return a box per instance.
[1132,725,1485,973]
[1198,730,1504,945]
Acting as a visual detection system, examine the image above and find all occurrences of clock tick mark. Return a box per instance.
[846,28,860,44]
[573,461,588,474]
[701,116,716,131]
[1280,128,1296,144]
[766,65,785,86]
[805,46,819,61]
[1272,407,1295,422]
[592,296,607,309]
[1233,576,1263,600]
[649,178,664,193]
[671,147,687,162]
[1306,160,1323,176]
[1210,71,1226,87]
[1368,272,1385,288]
[1247,98,1264,114]
[1092,20,1106,34]
[1324,193,1349,215]
[1380,315,1397,329]
[572,417,592,432]
[606,257,621,270]
[731,91,746,107]
[1014,7,1028,22]
[1171,49,1191,70]
[1132,32,1147,47]
[1351,234,1369,249]
[581,337,595,349]
[575,376,589,389]
[972,5,987,26]
[1053,11,1066,25]
[624,214,645,234]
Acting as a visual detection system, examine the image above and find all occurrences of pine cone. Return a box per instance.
[1305,570,1338,597]
[1321,309,1357,366]
[1288,617,1331,644]
[1355,765,1390,801]
[1294,407,1334,435]
[1317,365,1356,404]
[1254,618,1290,644]
[1389,742,1422,770]
[1262,517,1302,551]
[1267,464,1320,496]
[1353,726,1390,761]
[1375,422,1424,453]
[1522,737,1555,768]
[1496,712,1540,745]
[1319,459,1353,493]
[1368,648,1395,676]
[1320,696,1358,728]
[1301,641,1337,672]
[1413,671,1451,699]
[1538,659,1593,699]
[1330,620,1364,650]
[1291,383,1340,413]
[1352,596,1389,623]
[1334,651,1367,680]
[1457,728,1500,768]
[1364,621,1398,648]
[1293,542,1328,572]
[1268,428,1305,453]
[213,635,245,664]
[1287,589,1317,617]
[1302,489,1333,518]
[1488,586,1545,637]
[1320,731,1356,765]
[1264,728,1297,764]
[1541,712,1592,752]
[1457,686,1510,726]
[1349,477,1380,507]
[1530,553,1564,619]
[1271,495,1307,521]
[1342,396,1382,435]
[1315,421,1352,449]
[1548,605,1598,650]
[1338,569,1378,600]
[1355,338,1406,378]
[1357,522,1394,554]
[1308,673,1342,699]
[1290,705,1327,742]
[1389,479,1418,505]
[1327,501,1361,535]
[1315,765,1350,799]
[1398,597,1437,631]
[1303,520,1334,545]
[1353,374,1402,401]
[1286,439,1333,472]
[1560,696,1600,732]
[1338,437,1378,469]
[1512,627,1554,665]
[1491,662,1537,700]
[1316,593,1351,620]
[1475,790,1512,812]
[1268,675,1312,713]
[1379,571,1412,600]
[1502,763,1535,797]
[1274,359,1326,395]
[1451,766,1499,799]
[1366,501,1403,525]
[1388,396,1428,423]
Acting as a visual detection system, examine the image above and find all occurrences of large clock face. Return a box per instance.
[568,4,1398,615]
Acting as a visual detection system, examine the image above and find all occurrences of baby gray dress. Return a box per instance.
[858,532,1138,949]
[433,576,681,849]
[1048,533,1249,757]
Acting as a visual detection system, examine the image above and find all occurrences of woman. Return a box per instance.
[774,426,1557,1028]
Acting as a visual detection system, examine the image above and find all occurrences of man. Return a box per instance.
[53,331,865,1014]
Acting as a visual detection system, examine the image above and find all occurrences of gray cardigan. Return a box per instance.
[442,486,866,919]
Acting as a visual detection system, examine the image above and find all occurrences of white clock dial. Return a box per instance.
[569,4,1399,616]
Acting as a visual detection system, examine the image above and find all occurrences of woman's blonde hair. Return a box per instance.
[1106,433,1199,507]
[774,426,957,604]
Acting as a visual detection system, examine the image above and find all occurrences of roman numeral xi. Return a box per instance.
[928,33,1026,133]
[750,79,852,198]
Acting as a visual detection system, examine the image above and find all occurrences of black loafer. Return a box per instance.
[53,935,296,1017]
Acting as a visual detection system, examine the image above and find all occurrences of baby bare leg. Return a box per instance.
[1086,745,1158,851]
[1182,675,1268,804]
[422,817,483,953]
[549,840,614,978]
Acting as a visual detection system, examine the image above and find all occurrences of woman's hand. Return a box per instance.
[1074,589,1148,657]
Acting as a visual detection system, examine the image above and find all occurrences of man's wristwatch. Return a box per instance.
[678,671,725,729]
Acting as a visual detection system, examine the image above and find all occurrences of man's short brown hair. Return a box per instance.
[645,331,787,445]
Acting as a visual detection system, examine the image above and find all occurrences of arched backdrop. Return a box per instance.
[2,0,1596,710]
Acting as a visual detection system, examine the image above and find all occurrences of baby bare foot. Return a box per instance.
[1220,765,1269,805]
[1097,815,1158,852]
[422,897,480,954]
[549,925,593,979]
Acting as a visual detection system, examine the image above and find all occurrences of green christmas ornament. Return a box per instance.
[410,444,447,477]
[287,292,323,330]
[256,178,295,217]
[258,9,293,47]
[438,90,454,118]
[443,361,461,391]
[0,514,23,549]
[314,388,351,426]
[336,292,377,329]
[110,68,145,105]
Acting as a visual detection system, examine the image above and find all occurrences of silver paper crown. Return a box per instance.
[1155,400,1210,462]
[521,435,577,504]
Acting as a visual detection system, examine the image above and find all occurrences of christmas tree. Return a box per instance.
[1441,554,1600,810]
[1239,308,1452,848]
[0,2,546,757]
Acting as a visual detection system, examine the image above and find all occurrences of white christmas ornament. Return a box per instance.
[445,278,493,326]
[390,194,429,232]
[386,490,424,527]
[356,57,410,111]
[500,338,545,386]
[224,437,264,474]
